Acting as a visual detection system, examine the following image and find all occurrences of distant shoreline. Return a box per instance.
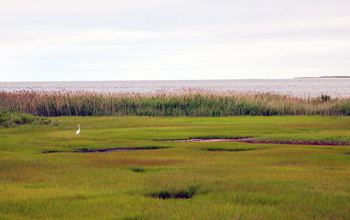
[1,78,349,98]
[294,76,350,79]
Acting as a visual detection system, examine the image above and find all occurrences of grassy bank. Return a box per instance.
[0,91,349,116]
[0,116,349,219]
[0,111,50,128]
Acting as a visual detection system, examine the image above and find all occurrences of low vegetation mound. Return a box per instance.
[0,110,50,128]
[149,186,198,200]
[0,91,349,116]
[130,167,145,173]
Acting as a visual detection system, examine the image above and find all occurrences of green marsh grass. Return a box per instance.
[0,116,350,219]
[204,147,257,152]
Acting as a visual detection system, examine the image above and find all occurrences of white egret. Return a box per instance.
[76,124,80,135]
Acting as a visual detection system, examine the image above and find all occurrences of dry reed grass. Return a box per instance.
[0,90,349,116]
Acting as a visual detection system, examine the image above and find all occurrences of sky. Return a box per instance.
[0,0,350,81]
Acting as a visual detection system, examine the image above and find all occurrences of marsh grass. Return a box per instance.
[1,116,350,219]
[204,147,256,152]
[233,193,282,206]
[1,91,349,116]
[123,216,144,220]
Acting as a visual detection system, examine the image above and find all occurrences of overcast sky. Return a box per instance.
[0,0,350,81]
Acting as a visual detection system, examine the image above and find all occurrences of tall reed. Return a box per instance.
[0,91,349,116]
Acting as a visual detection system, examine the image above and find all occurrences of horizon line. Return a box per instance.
[1,76,350,83]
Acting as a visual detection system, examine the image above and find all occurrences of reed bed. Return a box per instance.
[0,90,349,116]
